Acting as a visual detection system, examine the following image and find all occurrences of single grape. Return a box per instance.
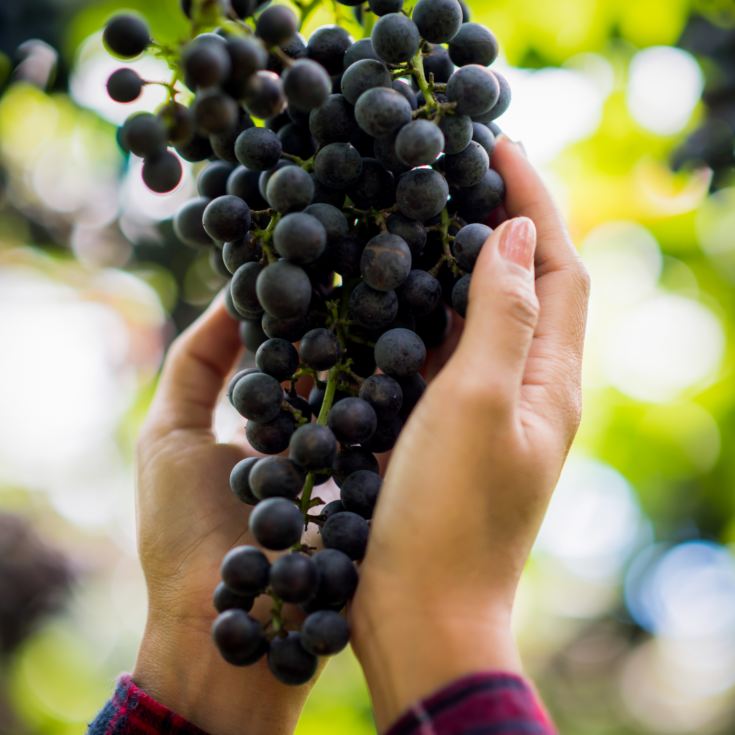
[368,0,404,14]
[360,232,412,292]
[228,165,267,208]
[269,552,319,603]
[443,140,490,188]
[340,470,381,519]
[159,101,195,147]
[395,119,444,167]
[230,456,260,504]
[255,338,299,380]
[234,128,283,171]
[301,610,350,655]
[227,368,260,404]
[176,132,214,162]
[374,328,426,377]
[121,113,166,157]
[314,143,363,189]
[472,122,496,158]
[453,223,491,271]
[396,372,426,418]
[392,79,419,109]
[250,456,306,500]
[373,132,410,175]
[423,45,455,84]
[300,328,340,370]
[197,161,235,199]
[278,122,316,159]
[309,94,357,144]
[239,318,268,352]
[255,5,298,46]
[367,415,404,452]
[448,22,499,67]
[174,197,212,247]
[107,68,143,103]
[103,14,150,58]
[398,269,442,316]
[268,632,318,685]
[354,86,413,138]
[213,582,254,614]
[142,151,183,193]
[226,36,268,94]
[262,312,309,341]
[322,511,369,560]
[248,497,304,550]
[223,236,261,273]
[203,195,251,242]
[319,499,346,522]
[246,411,296,454]
[348,283,399,329]
[192,89,240,135]
[438,113,473,154]
[348,158,396,210]
[386,214,427,258]
[231,261,264,317]
[328,397,378,445]
[183,37,231,89]
[256,261,312,319]
[395,168,449,221]
[413,0,463,43]
[332,446,379,485]
[452,273,471,317]
[243,71,286,119]
[456,168,505,222]
[232,371,284,423]
[485,71,511,121]
[359,374,403,421]
[307,26,353,75]
[289,424,338,470]
[303,203,349,241]
[371,13,420,64]
[341,59,392,105]
[282,58,332,110]
[212,609,267,665]
[446,64,500,117]
[312,549,358,606]
[343,38,380,68]
[265,165,315,213]
[221,545,270,596]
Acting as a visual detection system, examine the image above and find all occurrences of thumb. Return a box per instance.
[452,217,539,410]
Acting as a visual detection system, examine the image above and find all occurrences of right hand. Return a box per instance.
[350,137,591,731]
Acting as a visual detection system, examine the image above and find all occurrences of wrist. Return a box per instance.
[351,586,520,732]
[134,613,309,735]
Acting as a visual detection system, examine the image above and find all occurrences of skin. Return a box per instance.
[132,137,590,734]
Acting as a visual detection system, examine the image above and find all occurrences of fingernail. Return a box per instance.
[498,135,527,158]
[499,217,536,270]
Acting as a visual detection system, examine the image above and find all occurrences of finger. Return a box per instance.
[451,217,539,411]
[492,138,590,420]
[147,294,242,434]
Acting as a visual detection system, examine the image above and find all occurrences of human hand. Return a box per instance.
[132,302,316,735]
[351,137,591,731]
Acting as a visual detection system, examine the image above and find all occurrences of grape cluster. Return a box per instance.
[103,0,509,685]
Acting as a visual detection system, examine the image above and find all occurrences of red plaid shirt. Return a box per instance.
[88,672,556,734]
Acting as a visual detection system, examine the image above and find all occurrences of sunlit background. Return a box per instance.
[1,1,734,733]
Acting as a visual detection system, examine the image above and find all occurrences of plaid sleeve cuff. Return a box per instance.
[384,672,557,735]
[87,674,209,735]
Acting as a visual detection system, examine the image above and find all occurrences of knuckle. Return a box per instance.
[501,281,540,329]
[570,257,591,300]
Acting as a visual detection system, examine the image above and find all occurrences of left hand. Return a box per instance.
[133,299,315,735]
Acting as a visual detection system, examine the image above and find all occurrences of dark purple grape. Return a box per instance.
[332,446,379,485]
[312,549,358,606]
[230,456,260,504]
[235,127,283,171]
[443,140,490,188]
[328,398,377,445]
[174,197,212,247]
[268,632,317,685]
[448,22,499,67]
[395,119,444,167]
[301,610,350,655]
[256,5,298,45]
[103,14,150,58]
[348,283,399,329]
[447,64,500,117]
[256,261,312,319]
[374,328,426,377]
[283,59,332,110]
[250,457,306,500]
[142,151,183,193]
[232,371,283,423]
[221,545,270,596]
[246,411,296,454]
[371,13,420,64]
[203,195,251,242]
[307,26,353,75]
[321,511,369,560]
[212,609,267,665]
[398,269,442,316]
[340,470,381,518]
[213,582,254,613]
[265,165,314,213]
[360,232,412,292]
[248,497,303,550]
[107,68,143,102]
[359,374,403,421]
[300,328,340,370]
[289,424,338,470]
[396,168,448,221]
[341,59,392,105]
[355,86,413,138]
[452,273,470,317]
[269,553,319,603]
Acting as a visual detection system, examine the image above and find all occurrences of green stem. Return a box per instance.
[409,48,437,111]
